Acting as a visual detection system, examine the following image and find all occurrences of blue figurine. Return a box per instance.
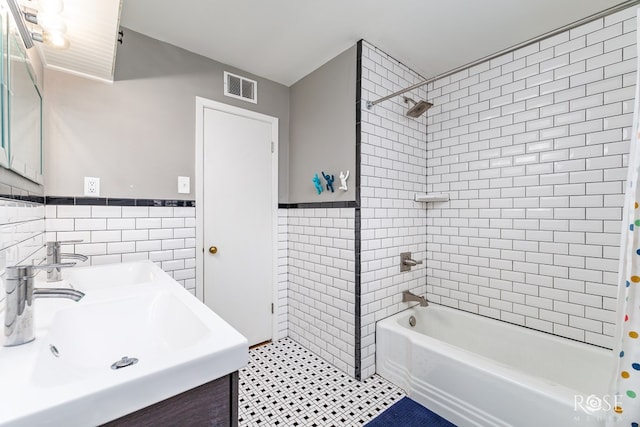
[313,173,323,195]
[322,172,335,192]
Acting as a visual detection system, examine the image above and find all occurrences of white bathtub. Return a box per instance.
[376,305,615,427]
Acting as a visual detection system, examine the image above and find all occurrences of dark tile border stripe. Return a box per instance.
[0,194,45,204]
[45,196,195,207]
[278,201,358,209]
[44,196,74,205]
[75,197,107,206]
[104,198,136,206]
[355,39,363,381]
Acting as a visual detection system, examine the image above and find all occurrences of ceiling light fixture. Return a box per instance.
[24,11,67,33]
[31,30,69,49]
[23,7,70,50]
[6,0,70,50]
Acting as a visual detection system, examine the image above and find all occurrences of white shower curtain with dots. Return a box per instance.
[609,11,640,427]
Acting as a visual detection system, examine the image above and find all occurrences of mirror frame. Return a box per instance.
[3,3,43,184]
[0,7,9,169]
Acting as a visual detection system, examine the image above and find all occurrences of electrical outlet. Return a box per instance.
[84,177,100,197]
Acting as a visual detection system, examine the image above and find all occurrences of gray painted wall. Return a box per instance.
[289,45,356,203]
[44,28,290,201]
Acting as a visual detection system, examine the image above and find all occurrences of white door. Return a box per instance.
[200,103,276,346]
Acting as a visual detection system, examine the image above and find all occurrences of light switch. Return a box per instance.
[178,176,190,194]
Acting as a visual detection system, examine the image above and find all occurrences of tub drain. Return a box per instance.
[111,356,139,370]
[409,315,416,327]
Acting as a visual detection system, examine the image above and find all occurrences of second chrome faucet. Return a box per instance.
[46,240,88,282]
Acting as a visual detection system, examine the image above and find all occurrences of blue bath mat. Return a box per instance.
[365,397,457,427]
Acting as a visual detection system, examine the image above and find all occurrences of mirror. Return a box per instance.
[0,8,8,168]
[4,7,42,183]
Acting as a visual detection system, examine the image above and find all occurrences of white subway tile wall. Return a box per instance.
[424,5,638,349]
[360,41,428,379]
[286,207,356,377]
[0,198,46,303]
[45,205,197,292]
[277,209,288,340]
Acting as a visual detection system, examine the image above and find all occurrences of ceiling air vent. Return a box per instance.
[224,71,257,104]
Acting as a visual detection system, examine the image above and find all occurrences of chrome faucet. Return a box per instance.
[3,263,85,347]
[402,290,428,307]
[46,240,88,282]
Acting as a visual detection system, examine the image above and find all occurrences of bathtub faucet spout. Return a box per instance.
[402,290,428,307]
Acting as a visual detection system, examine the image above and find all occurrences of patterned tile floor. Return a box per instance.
[239,338,406,426]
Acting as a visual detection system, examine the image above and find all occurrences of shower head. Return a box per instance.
[403,96,433,118]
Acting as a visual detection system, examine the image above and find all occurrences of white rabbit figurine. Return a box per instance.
[339,170,349,191]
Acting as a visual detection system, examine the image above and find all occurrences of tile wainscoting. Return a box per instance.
[283,206,357,377]
[44,199,290,343]
[45,202,196,293]
[0,196,46,303]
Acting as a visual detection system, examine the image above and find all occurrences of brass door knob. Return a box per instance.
[209,246,218,254]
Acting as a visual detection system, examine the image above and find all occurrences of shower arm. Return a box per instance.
[402,96,416,106]
[365,0,640,110]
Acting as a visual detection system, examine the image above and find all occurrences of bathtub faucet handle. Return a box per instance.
[400,252,422,271]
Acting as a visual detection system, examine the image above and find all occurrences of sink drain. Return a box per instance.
[111,356,139,370]
[49,344,60,357]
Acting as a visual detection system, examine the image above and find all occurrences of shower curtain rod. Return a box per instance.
[366,0,640,110]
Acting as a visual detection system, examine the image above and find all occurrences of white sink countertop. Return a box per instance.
[0,260,248,426]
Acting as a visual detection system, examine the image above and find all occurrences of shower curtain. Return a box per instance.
[610,11,640,426]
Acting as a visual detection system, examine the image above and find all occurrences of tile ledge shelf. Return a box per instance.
[414,193,450,203]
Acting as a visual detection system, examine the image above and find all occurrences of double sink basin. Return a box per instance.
[0,261,248,426]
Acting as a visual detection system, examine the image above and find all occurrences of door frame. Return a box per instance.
[195,96,279,341]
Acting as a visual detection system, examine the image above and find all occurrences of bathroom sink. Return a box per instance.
[30,290,210,387]
[0,261,248,426]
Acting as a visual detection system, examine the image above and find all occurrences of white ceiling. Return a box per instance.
[121,0,628,87]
